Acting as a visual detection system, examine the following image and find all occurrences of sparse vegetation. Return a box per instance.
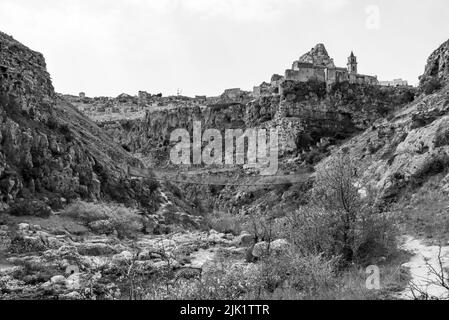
[8,200,52,218]
[204,211,242,235]
[62,201,143,238]
[420,76,442,95]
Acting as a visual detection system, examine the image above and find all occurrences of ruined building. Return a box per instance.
[379,78,409,87]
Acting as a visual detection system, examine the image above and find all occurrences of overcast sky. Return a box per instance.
[0,0,448,97]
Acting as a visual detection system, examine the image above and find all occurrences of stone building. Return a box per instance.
[254,44,380,98]
[223,88,242,100]
[253,82,271,98]
[284,44,378,86]
[379,78,409,87]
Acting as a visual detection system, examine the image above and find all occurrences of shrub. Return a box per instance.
[205,212,242,235]
[46,116,59,130]
[434,126,449,148]
[62,201,109,223]
[420,77,442,95]
[258,249,338,296]
[8,201,52,218]
[289,152,398,264]
[109,207,144,238]
[62,201,143,238]
[59,123,74,142]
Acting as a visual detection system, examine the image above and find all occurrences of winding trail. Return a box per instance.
[396,236,449,300]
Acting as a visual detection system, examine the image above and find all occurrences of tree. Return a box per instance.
[312,151,361,262]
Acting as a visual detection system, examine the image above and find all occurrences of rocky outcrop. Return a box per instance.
[319,40,449,203]
[103,79,415,164]
[0,219,246,300]
[0,31,54,120]
[298,43,335,67]
[420,39,449,88]
[0,31,162,212]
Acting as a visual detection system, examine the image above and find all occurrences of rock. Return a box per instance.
[252,242,269,258]
[10,235,48,253]
[88,220,114,235]
[50,275,66,285]
[233,233,254,247]
[47,237,64,249]
[76,243,117,256]
[207,232,228,244]
[18,223,30,232]
[66,274,81,291]
[0,31,166,214]
[420,39,449,87]
[61,291,82,300]
[112,251,133,265]
[270,239,291,255]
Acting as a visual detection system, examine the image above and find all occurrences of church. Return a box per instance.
[284,43,379,86]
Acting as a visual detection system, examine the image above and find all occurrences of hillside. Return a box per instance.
[0,31,156,209]
[1,29,449,300]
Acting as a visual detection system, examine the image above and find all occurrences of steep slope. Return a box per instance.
[421,39,449,85]
[319,38,449,205]
[0,31,158,212]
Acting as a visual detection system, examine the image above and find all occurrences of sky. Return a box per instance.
[0,0,448,97]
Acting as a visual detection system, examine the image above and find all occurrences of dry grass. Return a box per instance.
[62,201,143,238]
[394,173,449,243]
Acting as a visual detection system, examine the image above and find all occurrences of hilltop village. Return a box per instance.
[69,44,410,123]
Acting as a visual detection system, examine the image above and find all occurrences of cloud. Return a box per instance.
[318,0,351,12]
[178,0,350,22]
[180,0,290,22]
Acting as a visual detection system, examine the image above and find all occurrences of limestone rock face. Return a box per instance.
[102,80,414,165]
[321,81,449,203]
[0,31,54,119]
[0,30,161,211]
[421,39,449,86]
[298,43,335,68]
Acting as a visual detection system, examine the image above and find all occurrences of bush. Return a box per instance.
[59,123,74,142]
[287,152,398,265]
[62,201,143,238]
[8,201,52,218]
[420,77,442,95]
[205,212,242,235]
[258,250,338,296]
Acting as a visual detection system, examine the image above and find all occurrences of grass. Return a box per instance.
[393,172,449,243]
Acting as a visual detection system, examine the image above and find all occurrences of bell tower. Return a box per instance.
[347,51,358,74]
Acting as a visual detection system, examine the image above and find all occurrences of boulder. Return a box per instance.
[88,220,114,235]
[233,233,254,247]
[112,251,133,265]
[252,242,269,258]
[270,239,291,256]
[50,275,67,285]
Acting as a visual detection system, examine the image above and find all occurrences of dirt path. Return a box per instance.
[396,235,449,300]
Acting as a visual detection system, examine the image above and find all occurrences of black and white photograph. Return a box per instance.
[0,0,449,308]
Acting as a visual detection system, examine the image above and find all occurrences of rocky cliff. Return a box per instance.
[321,38,449,205]
[420,39,449,86]
[103,77,415,167]
[0,31,160,212]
